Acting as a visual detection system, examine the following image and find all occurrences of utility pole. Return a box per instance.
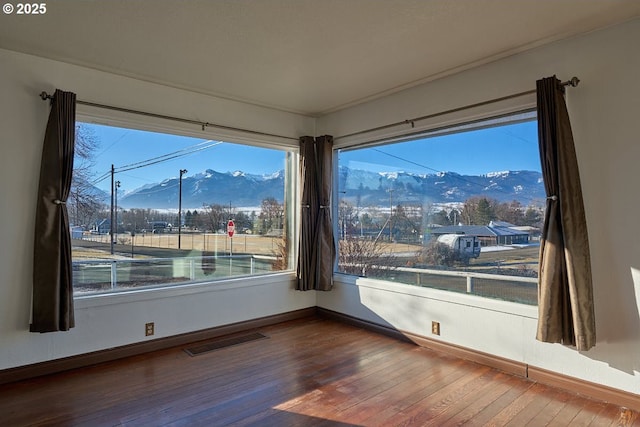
[114,180,121,244]
[110,164,114,255]
[178,169,187,249]
[388,188,394,241]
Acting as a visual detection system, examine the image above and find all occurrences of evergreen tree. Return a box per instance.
[431,209,451,226]
[461,196,498,225]
[476,198,494,225]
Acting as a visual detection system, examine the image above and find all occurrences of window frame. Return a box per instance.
[72,108,301,298]
[331,99,541,307]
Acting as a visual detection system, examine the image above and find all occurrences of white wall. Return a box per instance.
[318,19,640,395]
[2,18,639,396]
[0,49,316,370]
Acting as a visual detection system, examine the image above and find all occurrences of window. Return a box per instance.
[71,122,295,295]
[336,111,542,305]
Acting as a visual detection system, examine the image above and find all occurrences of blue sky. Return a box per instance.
[339,120,540,177]
[80,119,540,193]
[80,123,287,193]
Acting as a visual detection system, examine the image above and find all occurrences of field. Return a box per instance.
[75,232,284,260]
[76,232,539,266]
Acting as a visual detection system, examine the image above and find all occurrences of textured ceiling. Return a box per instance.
[1,0,639,116]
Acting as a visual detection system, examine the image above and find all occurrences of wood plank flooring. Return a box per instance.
[0,317,638,426]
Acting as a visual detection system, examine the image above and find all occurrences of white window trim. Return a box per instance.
[73,109,300,301]
[331,94,539,315]
[75,271,297,309]
[332,93,536,150]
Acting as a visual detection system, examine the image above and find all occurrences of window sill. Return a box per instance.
[333,273,538,319]
[74,271,297,309]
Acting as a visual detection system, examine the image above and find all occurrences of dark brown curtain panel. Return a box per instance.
[297,135,335,291]
[536,77,595,350]
[31,89,76,332]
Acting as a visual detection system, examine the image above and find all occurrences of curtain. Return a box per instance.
[297,135,335,291]
[31,89,76,332]
[536,76,595,350]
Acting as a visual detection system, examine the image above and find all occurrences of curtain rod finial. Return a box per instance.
[568,77,580,87]
[40,91,53,101]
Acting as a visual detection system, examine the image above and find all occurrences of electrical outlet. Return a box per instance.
[431,321,440,336]
[145,322,155,336]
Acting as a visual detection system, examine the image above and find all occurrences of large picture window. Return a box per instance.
[70,122,295,295]
[337,111,542,305]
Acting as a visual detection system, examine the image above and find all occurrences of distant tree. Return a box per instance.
[448,208,461,226]
[232,211,253,233]
[119,208,152,232]
[191,210,202,229]
[202,204,226,232]
[494,200,524,225]
[249,211,257,231]
[430,209,451,226]
[523,206,543,228]
[476,198,494,225]
[417,240,467,267]
[461,196,498,225]
[360,212,374,229]
[69,124,105,227]
[417,241,455,267]
[393,204,421,242]
[338,236,399,278]
[460,200,473,225]
[259,197,283,234]
[338,199,357,239]
[365,206,384,230]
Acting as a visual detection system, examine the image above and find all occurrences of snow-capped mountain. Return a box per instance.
[119,169,285,209]
[118,167,544,210]
[338,167,545,207]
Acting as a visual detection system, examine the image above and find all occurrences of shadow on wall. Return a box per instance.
[316,280,413,344]
[325,275,640,382]
[582,266,640,375]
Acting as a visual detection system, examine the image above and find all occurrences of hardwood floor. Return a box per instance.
[0,317,638,426]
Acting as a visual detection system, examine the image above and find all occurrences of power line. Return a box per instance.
[89,139,223,186]
[117,172,162,183]
[116,140,221,171]
[372,148,440,174]
[91,171,111,186]
[94,130,130,159]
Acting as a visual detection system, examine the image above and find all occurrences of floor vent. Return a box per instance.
[184,332,268,356]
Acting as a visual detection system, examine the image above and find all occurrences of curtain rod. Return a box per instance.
[334,76,580,141]
[39,92,299,142]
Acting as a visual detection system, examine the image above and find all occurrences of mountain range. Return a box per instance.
[119,169,285,209]
[339,168,545,208]
[117,167,545,209]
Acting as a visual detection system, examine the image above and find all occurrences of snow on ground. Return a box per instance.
[481,245,515,252]
[481,243,540,252]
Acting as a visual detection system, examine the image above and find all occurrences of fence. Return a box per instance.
[78,232,281,256]
[360,265,538,305]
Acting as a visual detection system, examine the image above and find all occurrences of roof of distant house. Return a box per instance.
[431,222,529,237]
